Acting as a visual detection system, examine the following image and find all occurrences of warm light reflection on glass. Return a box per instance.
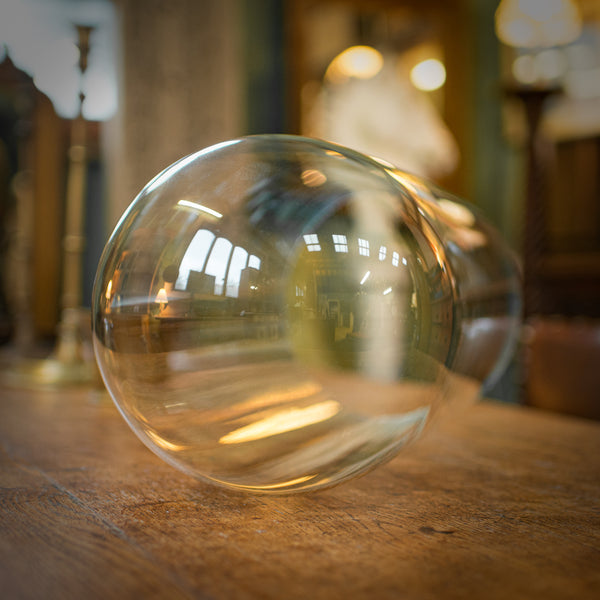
[495,0,581,48]
[227,474,317,491]
[437,199,476,227]
[325,45,384,83]
[243,383,323,412]
[199,382,323,425]
[386,169,430,200]
[219,400,341,445]
[452,228,488,250]
[370,155,396,169]
[410,59,446,91]
[177,199,223,219]
[105,279,113,300]
[301,169,327,187]
[155,287,168,305]
[145,429,187,452]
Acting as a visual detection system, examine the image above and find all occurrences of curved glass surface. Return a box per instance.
[92,135,521,493]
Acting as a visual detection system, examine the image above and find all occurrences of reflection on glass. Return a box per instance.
[226,246,249,298]
[358,238,370,256]
[175,228,215,291]
[248,255,261,270]
[303,234,321,252]
[301,169,327,187]
[332,234,348,253]
[92,135,521,494]
[177,199,223,219]
[219,400,341,445]
[204,237,233,295]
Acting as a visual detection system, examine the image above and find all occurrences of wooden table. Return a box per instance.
[1,383,598,599]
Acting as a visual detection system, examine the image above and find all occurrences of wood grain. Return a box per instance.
[0,385,598,599]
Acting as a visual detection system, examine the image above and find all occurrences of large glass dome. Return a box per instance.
[92,135,521,493]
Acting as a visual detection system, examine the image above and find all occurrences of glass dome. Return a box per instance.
[92,135,521,494]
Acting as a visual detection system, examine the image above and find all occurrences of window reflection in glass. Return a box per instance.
[358,238,370,256]
[176,229,215,290]
[332,234,348,253]
[204,237,233,295]
[304,234,321,252]
[226,246,249,298]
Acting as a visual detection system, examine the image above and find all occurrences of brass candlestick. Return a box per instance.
[52,25,93,368]
[4,25,98,388]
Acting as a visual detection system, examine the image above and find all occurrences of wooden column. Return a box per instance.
[108,0,243,227]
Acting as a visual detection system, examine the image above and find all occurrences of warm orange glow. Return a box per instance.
[105,279,113,300]
[195,382,324,425]
[219,400,341,444]
[325,45,383,83]
[155,288,168,304]
[436,199,476,228]
[224,474,317,491]
[301,169,327,187]
[386,169,431,201]
[242,382,323,411]
[145,429,187,452]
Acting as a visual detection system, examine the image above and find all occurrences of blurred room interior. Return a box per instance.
[0,0,599,418]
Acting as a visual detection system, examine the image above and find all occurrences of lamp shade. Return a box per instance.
[495,0,582,48]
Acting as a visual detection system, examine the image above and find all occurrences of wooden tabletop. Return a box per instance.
[1,382,599,599]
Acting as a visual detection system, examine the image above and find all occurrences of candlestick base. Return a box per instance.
[1,308,100,390]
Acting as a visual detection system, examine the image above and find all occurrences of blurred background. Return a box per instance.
[0,0,599,416]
